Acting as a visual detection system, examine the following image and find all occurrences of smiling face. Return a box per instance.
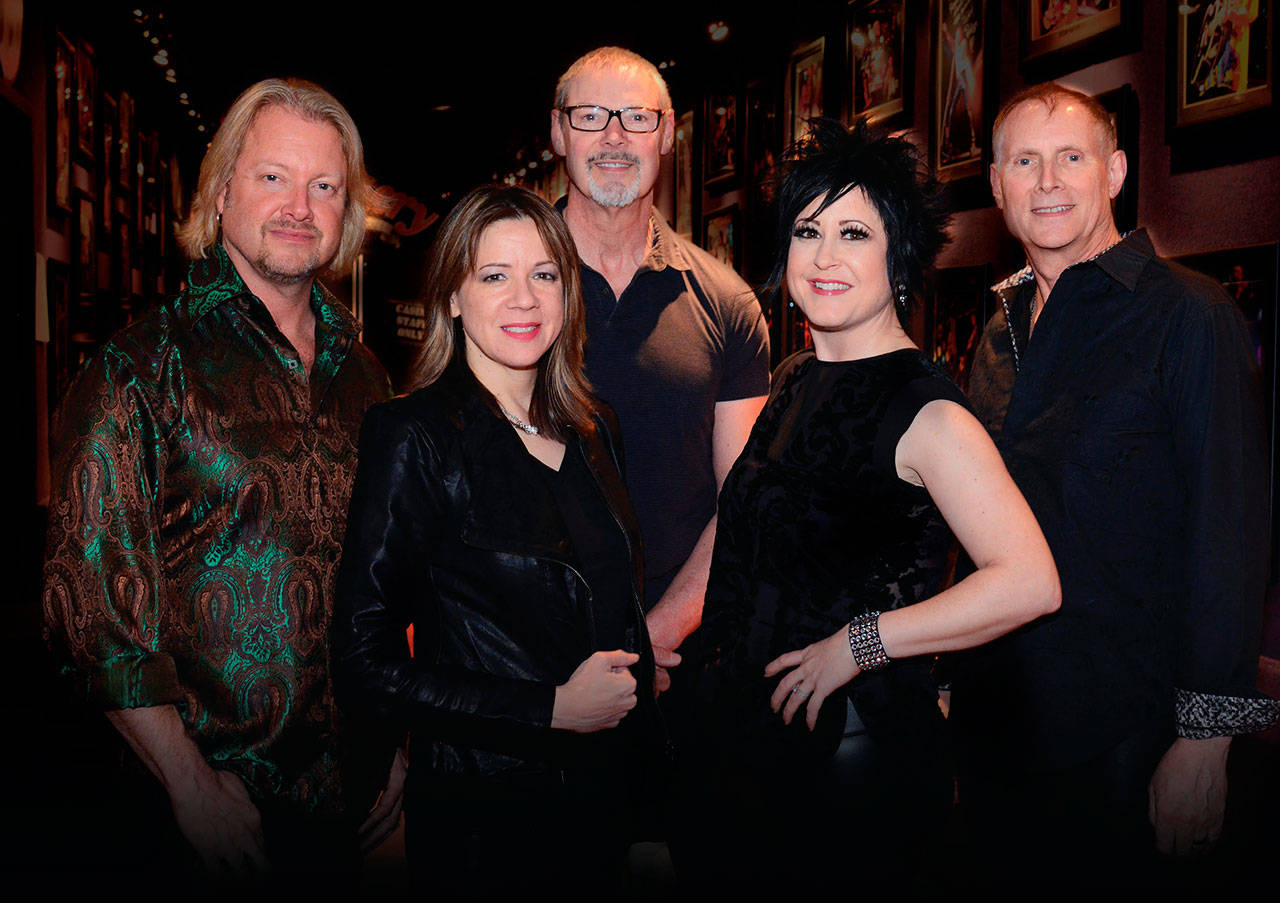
[551,65,673,210]
[216,106,347,291]
[990,98,1126,275]
[785,187,899,360]
[450,217,565,387]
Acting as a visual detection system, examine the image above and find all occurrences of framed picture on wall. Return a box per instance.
[1170,0,1274,129]
[100,92,116,236]
[702,203,742,271]
[118,91,135,190]
[704,93,738,188]
[1019,1,1139,77]
[674,109,695,239]
[932,0,992,197]
[1172,242,1279,578]
[925,264,991,393]
[77,193,96,298]
[848,0,910,125]
[75,40,96,159]
[1095,84,1138,233]
[49,30,74,216]
[745,76,783,284]
[786,37,825,145]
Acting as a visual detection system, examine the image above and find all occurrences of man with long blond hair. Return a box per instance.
[43,78,400,887]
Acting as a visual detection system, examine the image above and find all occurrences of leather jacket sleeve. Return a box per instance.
[331,401,556,734]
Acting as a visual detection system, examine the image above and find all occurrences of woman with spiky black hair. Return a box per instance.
[680,119,1060,891]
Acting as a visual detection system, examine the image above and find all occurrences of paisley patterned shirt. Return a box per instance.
[42,245,390,818]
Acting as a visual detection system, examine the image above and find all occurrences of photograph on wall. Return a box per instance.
[50,30,74,214]
[703,203,741,270]
[1024,1,1124,58]
[76,40,96,159]
[787,37,825,144]
[933,0,986,182]
[704,93,738,187]
[848,0,909,124]
[675,109,694,239]
[100,92,116,235]
[118,91,134,189]
[745,79,782,213]
[77,194,95,297]
[1095,85,1138,233]
[1172,0,1273,127]
[925,264,991,392]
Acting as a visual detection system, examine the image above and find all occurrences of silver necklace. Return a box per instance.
[500,407,539,436]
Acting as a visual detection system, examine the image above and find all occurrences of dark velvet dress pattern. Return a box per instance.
[683,347,968,890]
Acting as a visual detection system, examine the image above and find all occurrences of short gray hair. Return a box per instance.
[554,46,671,111]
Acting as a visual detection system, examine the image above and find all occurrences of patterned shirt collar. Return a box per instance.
[182,243,362,337]
[990,229,1151,300]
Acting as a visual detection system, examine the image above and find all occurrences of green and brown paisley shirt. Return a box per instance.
[42,244,391,818]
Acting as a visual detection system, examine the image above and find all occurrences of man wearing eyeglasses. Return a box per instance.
[550,47,769,750]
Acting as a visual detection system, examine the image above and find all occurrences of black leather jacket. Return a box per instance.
[332,364,662,787]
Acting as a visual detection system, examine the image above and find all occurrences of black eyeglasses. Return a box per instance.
[560,105,665,133]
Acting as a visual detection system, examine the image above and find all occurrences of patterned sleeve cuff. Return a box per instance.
[1175,688,1280,739]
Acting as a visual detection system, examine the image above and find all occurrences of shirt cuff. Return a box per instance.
[1174,688,1280,739]
[77,653,185,710]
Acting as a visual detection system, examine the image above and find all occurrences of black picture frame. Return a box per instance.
[1169,0,1274,131]
[118,91,135,190]
[76,192,96,298]
[674,109,696,239]
[932,0,995,208]
[1095,84,1138,234]
[1172,242,1280,579]
[847,0,911,126]
[1019,1,1140,79]
[702,203,742,271]
[75,40,96,160]
[49,30,74,216]
[703,93,739,190]
[744,76,783,286]
[787,37,825,146]
[925,264,991,393]
[100,92,116,237]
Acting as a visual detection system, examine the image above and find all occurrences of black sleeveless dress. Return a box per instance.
[682,347,968,891]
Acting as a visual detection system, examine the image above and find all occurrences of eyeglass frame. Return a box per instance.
[558,105,669,133]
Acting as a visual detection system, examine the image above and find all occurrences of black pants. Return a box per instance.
[671,698,953,895]
[957,723,1173,894]
[404,772,629,901]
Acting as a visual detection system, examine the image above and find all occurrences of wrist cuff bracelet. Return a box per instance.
[848,611,891,672]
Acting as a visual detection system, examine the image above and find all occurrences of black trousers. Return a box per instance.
[670,698,954,895]
[957,723,1173,894]
[404,772,630,901]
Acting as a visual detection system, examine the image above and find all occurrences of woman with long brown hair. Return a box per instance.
[332,184,664,895]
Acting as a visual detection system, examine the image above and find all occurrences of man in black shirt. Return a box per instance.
[549,47,770,684]
[955,82,1277,889]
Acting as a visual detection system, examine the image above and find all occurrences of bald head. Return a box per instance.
[992,83,1115,165]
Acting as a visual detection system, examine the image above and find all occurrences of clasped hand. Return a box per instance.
[551,649,640,733]
[764,627,860,730]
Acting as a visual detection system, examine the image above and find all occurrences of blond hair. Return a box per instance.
[176,78,375,273]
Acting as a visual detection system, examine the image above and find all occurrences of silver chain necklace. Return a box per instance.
[500,407,539,436]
